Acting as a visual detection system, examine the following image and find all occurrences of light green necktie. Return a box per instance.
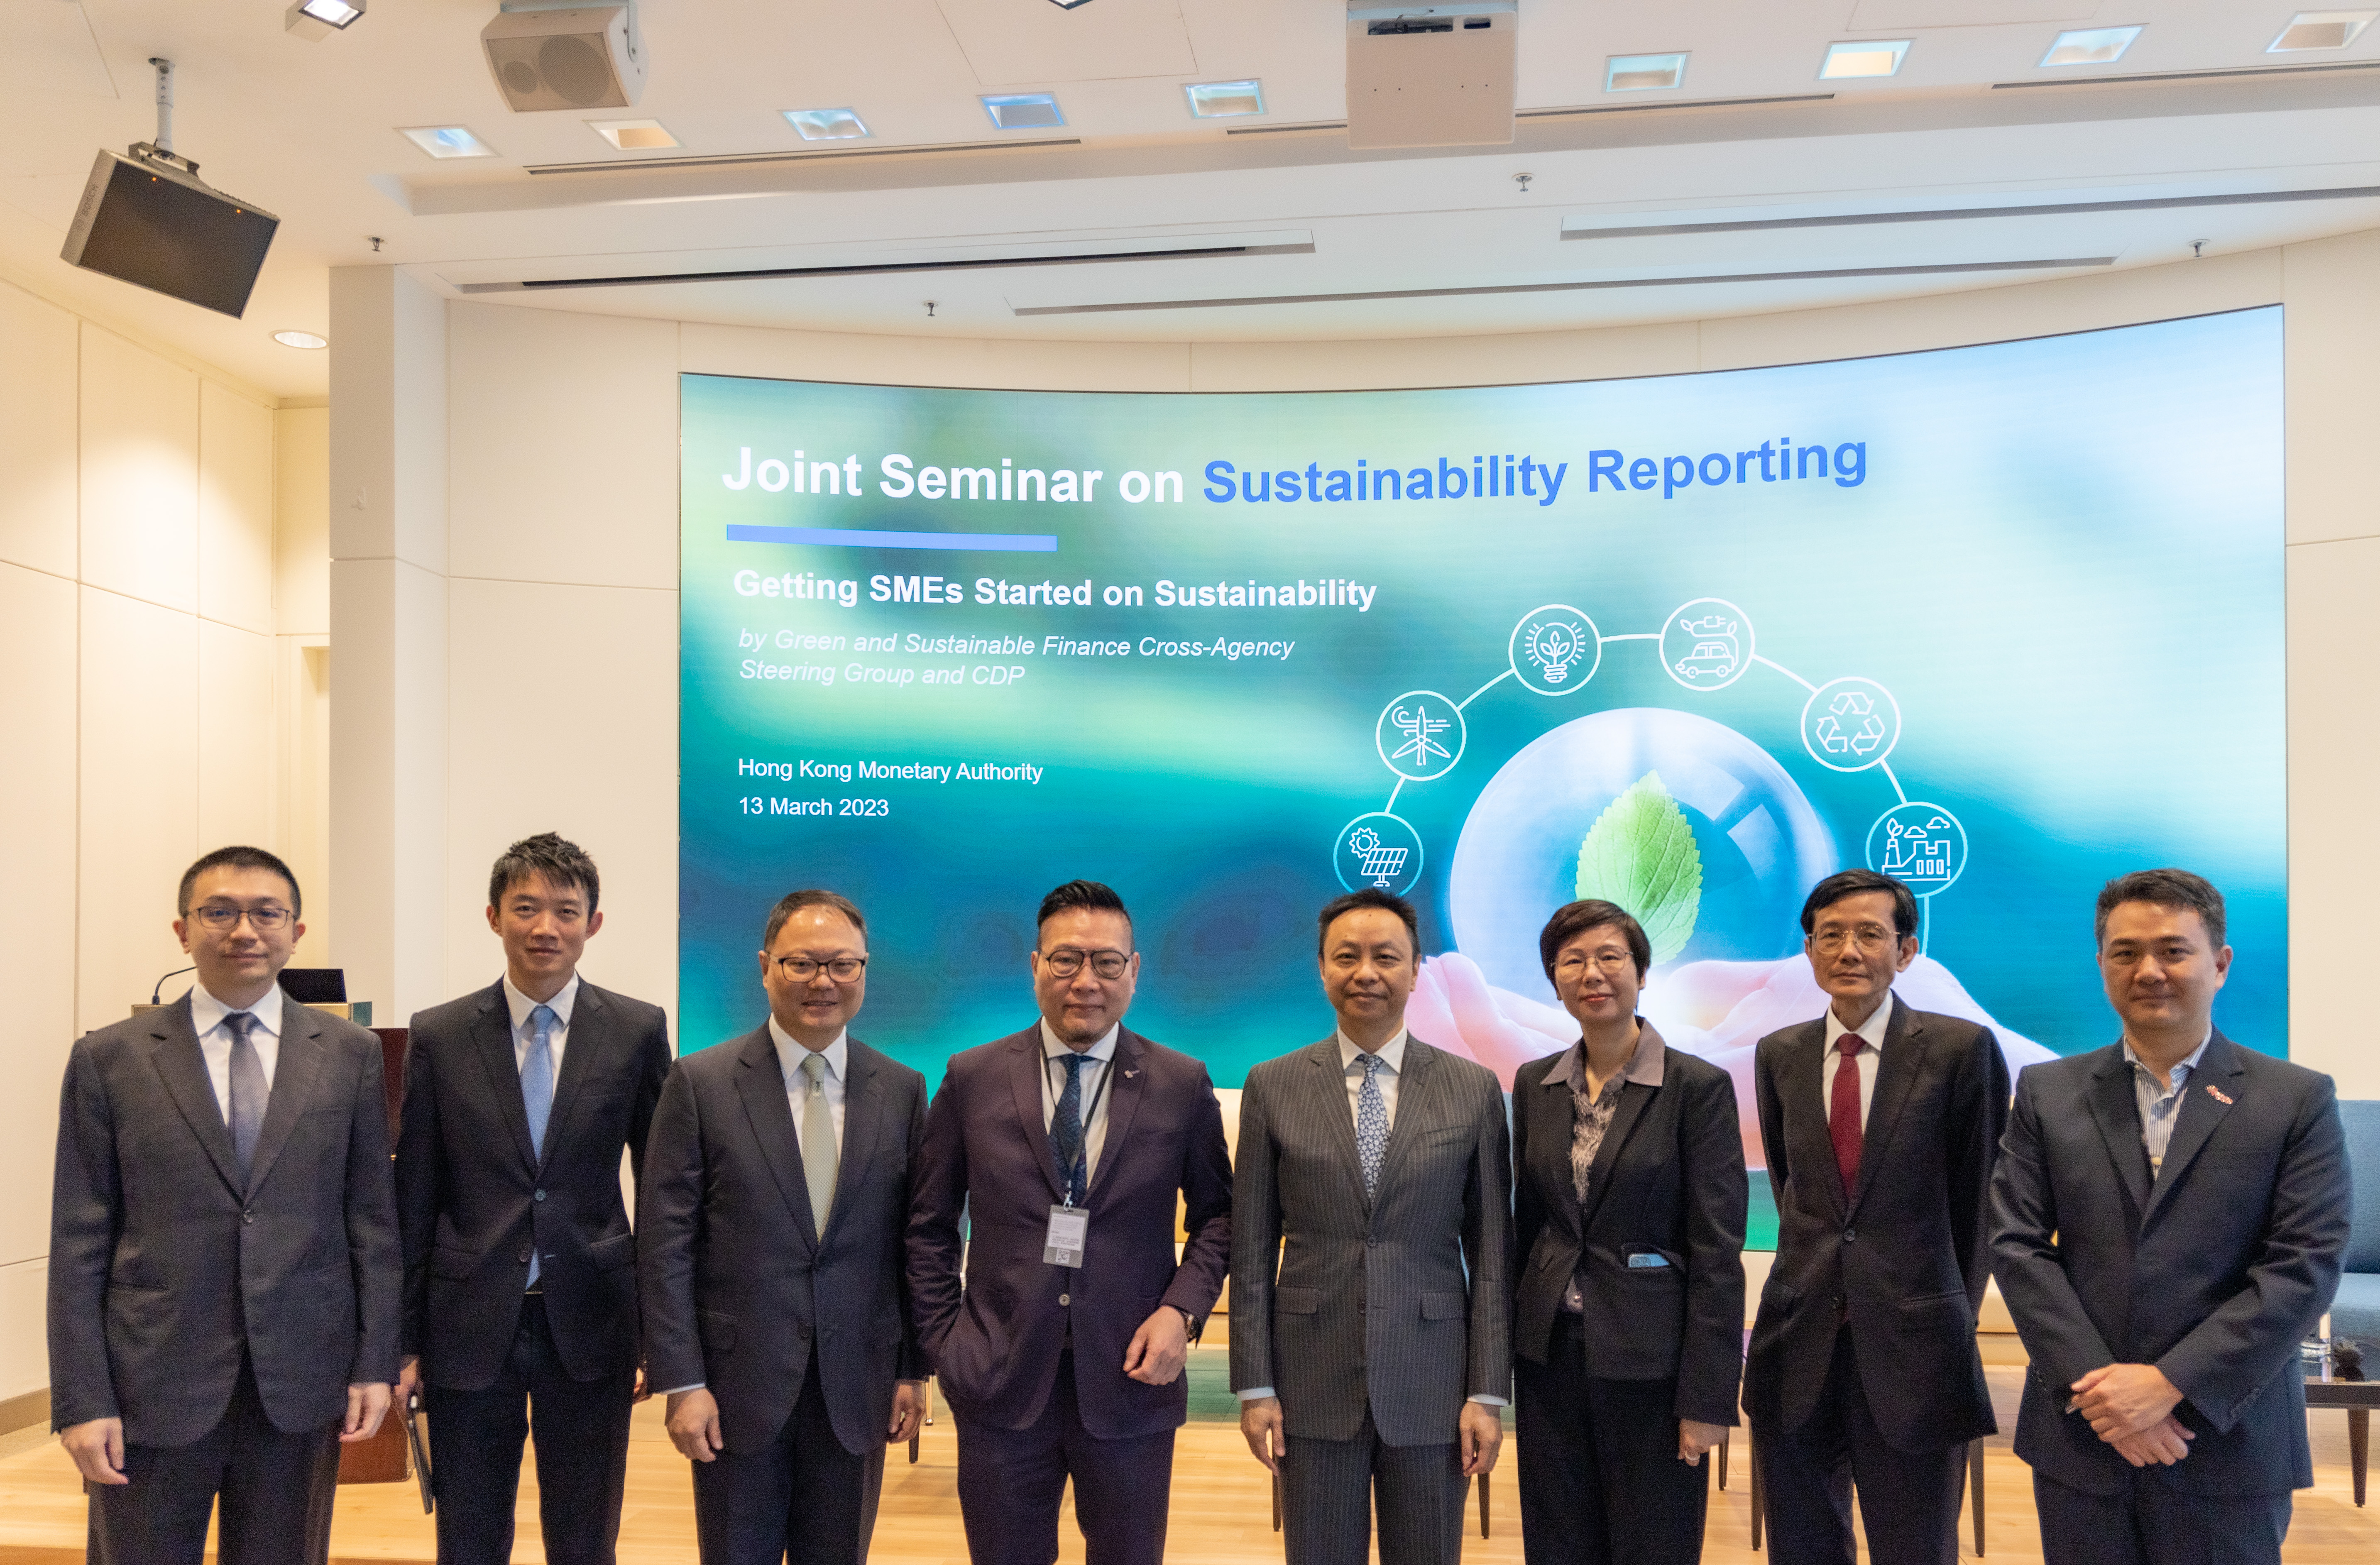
[799,1051,837,1233]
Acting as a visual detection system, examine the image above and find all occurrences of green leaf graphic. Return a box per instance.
[1574,770,1703,966]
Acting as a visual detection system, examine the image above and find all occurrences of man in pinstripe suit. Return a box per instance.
[1230,889,1514,1565]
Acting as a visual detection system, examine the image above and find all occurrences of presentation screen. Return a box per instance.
[678,307,2285,1163]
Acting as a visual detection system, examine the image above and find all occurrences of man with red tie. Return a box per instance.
[1745,870,2010,1565]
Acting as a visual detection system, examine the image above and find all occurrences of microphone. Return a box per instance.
[150,965,196,1004]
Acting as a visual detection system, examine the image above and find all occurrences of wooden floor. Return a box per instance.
[0,1358,2371,1564]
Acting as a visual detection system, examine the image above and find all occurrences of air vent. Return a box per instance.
[452,237,1316,293]
[1562,183,2380,241]
[1992,58,2380,90]
[524,135,1080,176]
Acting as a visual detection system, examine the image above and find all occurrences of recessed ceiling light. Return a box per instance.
[981,93,1064,130]
[399,125,495,159]
[587,118,678,151]
[1820,39,1910,79]
[1184,80,1265,117]
[783,108,871,141]
[1605,52,1688,91]
[2269,10,2376,51]
[272,330,328,350]
[2041,26,2143,67]
[284,0,363,39]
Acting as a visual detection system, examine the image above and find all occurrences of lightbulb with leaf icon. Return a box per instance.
[1527,621,1585,684]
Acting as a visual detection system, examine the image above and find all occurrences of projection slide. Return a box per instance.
[679,308,2285,1164]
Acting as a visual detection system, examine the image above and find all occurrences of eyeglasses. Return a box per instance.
[191,905,293,931]
[775,956,866,982]
[1554,951,1638,978]
[1040,947,1131,980]
[1810,927,1899,955]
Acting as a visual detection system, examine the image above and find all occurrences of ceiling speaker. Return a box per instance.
[481,4,646,112]
[61,146,280,318]
[1346,2,1516,150]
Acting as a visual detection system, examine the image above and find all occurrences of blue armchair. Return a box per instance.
[2335,1100,2380,1350]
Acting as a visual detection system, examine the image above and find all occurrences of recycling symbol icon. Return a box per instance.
[1813,691,1888,757]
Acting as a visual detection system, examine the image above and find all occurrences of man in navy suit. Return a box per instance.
[395,834,673,1565]
[1991,869,2351,1565]
[908,880,1235,1565]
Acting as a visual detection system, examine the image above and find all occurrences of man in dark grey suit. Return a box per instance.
[395,834,673,1565]
[639,889,927,1565]
[1231,888,1512,1565]
[1746,869,2009,1565]
[1991,869,2350,1565]
[50,845,400,1565]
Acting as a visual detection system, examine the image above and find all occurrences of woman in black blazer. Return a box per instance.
[1512,899,1749,1565]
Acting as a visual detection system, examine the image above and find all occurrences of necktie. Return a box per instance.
[800,1052,837,1233]
[522,1005,557,1288]
[224,1011,266,1186]
[1828,1034,1864,1196]
[1051,1054,1089,1206]
[1356,1053,1389,1199]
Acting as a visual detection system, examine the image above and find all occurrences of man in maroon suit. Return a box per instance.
[907,879,1234,1565]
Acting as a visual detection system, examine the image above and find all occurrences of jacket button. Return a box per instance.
[1366,1236,1379,1247]
[1842,1229,1857,1244]
[1059,1293,1071,1307]
[242,1210,254,1225]
[518,1245,535,1264]
[534,1189,546,1202]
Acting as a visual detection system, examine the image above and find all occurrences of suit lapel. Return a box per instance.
[1370,1037,1438,1200]
[539,983,605,1174]
[734,1027,818,1250]
[1781,1022,1847,1223]
[470,984,539,1172]
[831,1039,886,1238]
[2085,1048,2153,1222]
[1848,1001,1923,1216]
[2140,1033,2243,1230]
[245,1008,325,1197]
[1088,1031,1148,1203]
[1009,1030,1066,1203]
[1580,1081,1656,1231]
[1536,1069,1586,1233]
[1306,1038,1369,1209]
[147,998,245,1196]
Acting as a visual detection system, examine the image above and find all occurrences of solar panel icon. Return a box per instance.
[1334,812,1424,896]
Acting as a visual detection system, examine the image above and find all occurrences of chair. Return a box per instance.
[2332,1101,2380,1354]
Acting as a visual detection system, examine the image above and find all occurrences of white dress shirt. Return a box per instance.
[769,1018,848,1159]
[2123,1030,2211,1170]
[504,972,580,1081]
[191,981,284,1118]
[1038,1020,1118,1187]
[1337,1027,1408,1128]
[1820,993,1898,1130]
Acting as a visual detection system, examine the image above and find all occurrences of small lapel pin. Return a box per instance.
[1123,1069,1140,1079]
[2205,1085,2233,1105]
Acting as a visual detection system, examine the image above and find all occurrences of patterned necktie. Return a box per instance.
[224,1011,266,1185]
[1051,1053,1089,1205]
[1355,1052,1389,1199]
[522,1005,558,1288]
[1828,1034,1864,1196]
[800,1051,837,1233]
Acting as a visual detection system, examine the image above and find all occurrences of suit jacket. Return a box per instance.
[49,994,401,1444]
[1229,1034,1513,1448]
[1746,998,2009,1452]
[907,1025,1234,1439]
[396,978,672,1388]
[638,1027,927,1456]
[1990,1032,2349,1497]
[1512,1028,1747,1426]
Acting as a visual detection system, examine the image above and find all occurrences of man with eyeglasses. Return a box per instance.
[638,889,927,1565]
[1744,869,2010,1565]
[909,879,1234,1565]
[393,834,672,1565]
[50,845,400,1565]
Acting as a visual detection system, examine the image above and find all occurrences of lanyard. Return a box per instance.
[1048,1049,1115,1207]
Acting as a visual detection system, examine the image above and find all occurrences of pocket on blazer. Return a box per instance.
[1420,1125,1468,1148]
[429,1245,477,1279]
[1274,1287,1321,1316]
[1897,1289,1973,1328]
[1420,1291,1467,1321]
[698,1309,737,1349]
[588,1232,636,1271]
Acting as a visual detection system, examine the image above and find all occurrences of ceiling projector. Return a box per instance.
[482,1,646,112]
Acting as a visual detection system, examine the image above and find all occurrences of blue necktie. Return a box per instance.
[223,1011,266,1186]
[522,1005,557,1288]
[1051,1054,1089,1206]
[1356,1053,1389,1199]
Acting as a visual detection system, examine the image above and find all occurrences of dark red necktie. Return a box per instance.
[1829,1035,1864,1195]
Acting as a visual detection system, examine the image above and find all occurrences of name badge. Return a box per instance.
[1626,1251,1670,1269]
[1044,1205,1089,1268]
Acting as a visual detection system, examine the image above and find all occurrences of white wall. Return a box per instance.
[371,234,2380,1099]
[0,273,318,1405]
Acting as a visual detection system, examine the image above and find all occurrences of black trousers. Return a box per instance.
[1753,1325,1965,1565]
[426,1294,637,1565]
[953,1351,1174,1565]
[691,1340,885,1565]
[1515,1316,1712,1565]
[2033,1469,2291,1565]
[1277,1402,1468,1565]
[88,1359,341,1565]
